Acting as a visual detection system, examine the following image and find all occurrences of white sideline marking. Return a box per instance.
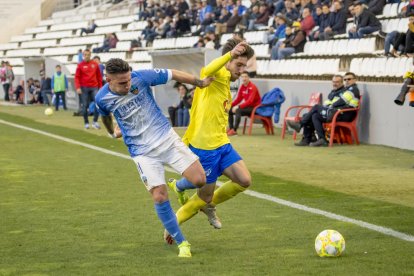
[1,119,414,243]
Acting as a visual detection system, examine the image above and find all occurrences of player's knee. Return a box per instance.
[199,193,213,203]
[238,176,252,188]
[151,187,168,203]
[188,173,206,188]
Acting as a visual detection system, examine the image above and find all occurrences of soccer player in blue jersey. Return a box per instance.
[95,58,213,257]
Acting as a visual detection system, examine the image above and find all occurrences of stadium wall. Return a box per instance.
[253,79,414,151]
[0,0,43,43]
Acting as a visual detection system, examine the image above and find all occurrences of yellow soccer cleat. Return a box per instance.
[167,178,189,206]
[178,241,192,258]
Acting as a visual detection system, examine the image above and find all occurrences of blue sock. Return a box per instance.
[176,178,197,192]
[154,200,185,244]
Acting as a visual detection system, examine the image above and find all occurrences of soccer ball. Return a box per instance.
[315,230,345,257]
[44,107,54,116]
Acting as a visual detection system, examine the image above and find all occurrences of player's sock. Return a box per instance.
[176,178,197,192]
[176,193,207,225]
[155,200,185,244]
[211,180,246,206]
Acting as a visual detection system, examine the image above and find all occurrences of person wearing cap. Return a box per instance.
[348,0,381,39]
[267,14,287,47]
[271,22,306,60]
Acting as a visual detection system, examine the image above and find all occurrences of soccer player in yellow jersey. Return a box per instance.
[166,38,255,239]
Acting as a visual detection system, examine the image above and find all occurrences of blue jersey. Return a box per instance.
[95,69,172,157]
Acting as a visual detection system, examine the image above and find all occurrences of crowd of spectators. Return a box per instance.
[130,0,392,60]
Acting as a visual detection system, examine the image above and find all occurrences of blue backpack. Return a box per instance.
[256,87,286,123]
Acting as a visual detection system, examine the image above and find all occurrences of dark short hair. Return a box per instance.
[106,58,130,74]
[241,71,249,75]
[83,48,91,53]
[56,65,61,68]
[222,38,254,60]
[344,72,357,78]
[333,74,344,80]
[93,56,101,61]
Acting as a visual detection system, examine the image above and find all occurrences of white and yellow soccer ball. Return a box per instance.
[315,230,345,257]
[44,107,54,116]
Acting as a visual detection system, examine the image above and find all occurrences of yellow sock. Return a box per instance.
[211,180,247,206]
[176,193,207,225]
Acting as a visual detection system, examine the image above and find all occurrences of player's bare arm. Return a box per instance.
[102,115,122,138]
[171,69,214,88]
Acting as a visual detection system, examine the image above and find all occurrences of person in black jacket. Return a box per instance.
[348,1,381,39]
[287,73,360,147]
[368,0,386,15]
[319,1,347,40]
[168,83,193,127]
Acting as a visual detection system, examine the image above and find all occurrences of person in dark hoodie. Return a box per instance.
[348,0,381,39]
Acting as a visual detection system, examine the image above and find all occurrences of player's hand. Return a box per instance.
[230,41,247,58]
[76,88,81,94]
[109,125,122,139]
[198,77,215,88]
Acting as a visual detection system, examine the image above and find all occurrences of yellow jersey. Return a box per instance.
[182,52,233,150]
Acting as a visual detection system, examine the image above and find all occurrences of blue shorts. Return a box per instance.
[189,143,242,184]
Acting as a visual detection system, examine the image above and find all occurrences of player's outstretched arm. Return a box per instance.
[171,69,214,88]
[102,115,122,138]
[203,41,248,77]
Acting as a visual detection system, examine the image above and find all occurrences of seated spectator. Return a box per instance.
[348,1,381,39]
[319,1,347,40]
[94,33,118,53]
[168,83,193,127]
[248,3,270,30]
[13,80,25,104]
[300,7,316,37]
[271,22,306,60]
[310,4,328,41]
[239,0,260,29]
[227,71,261,136]
[129,37,142,51]
[267,14,287,48]
[204,36,215,48]
[141,20,158,47]
[287,73,360,146]
[156,16,172,38]
[80,20,98,36]
[215,7,233,35]
[367,0,386,15]
[386,14,414,57]
[283,0,300,22]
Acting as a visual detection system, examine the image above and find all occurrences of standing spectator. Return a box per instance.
[1,61,14,101]
[168,83,193,127]
[51,65,68,111]
[93,56,106,84]
[40,72,52,106]
[13,80,25,104]
[80,20,98,36]
[77,49,83,63]
[227,71,261,136]
[177,0,190,14]
[75,49,103,129]
[348,1,381,39]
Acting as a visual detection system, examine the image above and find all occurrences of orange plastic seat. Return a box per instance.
[281,92,322,140]
[323,96,362,147]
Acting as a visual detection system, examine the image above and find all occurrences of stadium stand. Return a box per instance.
[0,0,410,84]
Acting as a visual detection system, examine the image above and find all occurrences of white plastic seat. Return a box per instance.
[349,58,363,76]
[131,51,151,62]
[398,18,409,33]
[390,3,399,17]
[117,31,141,41]
[381,4,392,17]
[396,57,409,77]
[373,58,387,77]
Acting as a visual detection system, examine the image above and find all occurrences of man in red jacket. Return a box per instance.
[227,71,261,136]
[75,49,103,129]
